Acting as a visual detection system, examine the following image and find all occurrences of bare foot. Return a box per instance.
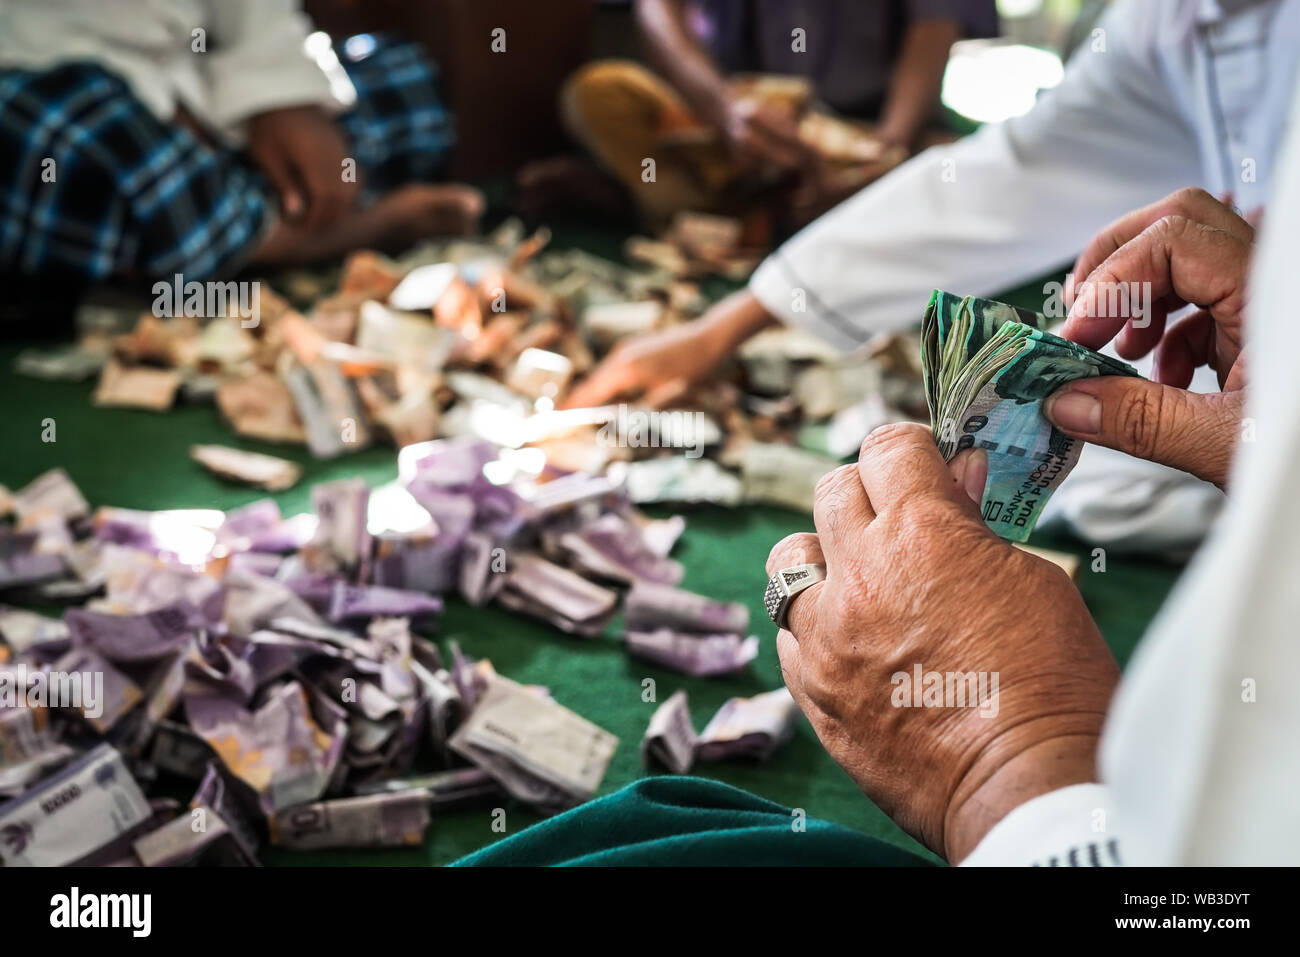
[251,183,486,266]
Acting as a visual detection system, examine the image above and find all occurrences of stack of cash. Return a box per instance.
[0,439,801,863]
[922,290,1139,541]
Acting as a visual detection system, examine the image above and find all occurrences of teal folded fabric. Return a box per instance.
[452,776,934,866]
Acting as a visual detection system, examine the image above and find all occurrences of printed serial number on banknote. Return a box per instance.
[921,290,1139,542]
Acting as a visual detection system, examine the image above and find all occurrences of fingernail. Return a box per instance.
[963,449,988,504]
[1045,387,1101,435]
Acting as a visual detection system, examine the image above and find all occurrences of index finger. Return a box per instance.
[856,422,962,514]
[1062,215,1253,350]
[1068,188,1253,312]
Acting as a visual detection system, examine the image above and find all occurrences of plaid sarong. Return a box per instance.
[0,35,453,285]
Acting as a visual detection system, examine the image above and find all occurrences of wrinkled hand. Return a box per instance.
[247,105,357,230]
[767,424,1119,862]
[1049,188,1253,488]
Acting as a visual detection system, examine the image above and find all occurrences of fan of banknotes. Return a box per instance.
[921,290,1139,542]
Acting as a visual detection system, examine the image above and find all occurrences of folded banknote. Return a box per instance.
[921,290,1139,542]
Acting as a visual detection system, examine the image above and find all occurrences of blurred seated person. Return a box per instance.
[559,0,996,225]
[0,0,484,291]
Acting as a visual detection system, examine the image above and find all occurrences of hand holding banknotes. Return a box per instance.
[1046,189,1253,488]
[766,423,1119,863]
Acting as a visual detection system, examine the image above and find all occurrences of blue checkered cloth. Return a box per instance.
[0,35,453,284]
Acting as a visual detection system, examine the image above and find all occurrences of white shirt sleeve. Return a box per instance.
[959,784,1123,867]
[1096,79,1300,867]
[968,72,1300,869]
[748,0,1203,350]
[202,0,349,133]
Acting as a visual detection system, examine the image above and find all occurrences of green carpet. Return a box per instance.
[0,338,1184,866]
[0,224,1186,865]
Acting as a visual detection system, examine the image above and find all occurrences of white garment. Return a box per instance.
[0,0,346,144]
[749,0,1297,552]
[964,76,1300,867]
[1037,354,1225,557]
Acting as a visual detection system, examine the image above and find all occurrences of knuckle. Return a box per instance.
[1116,385,1165,457]
[858,421,930,461]
[1172,186,1214,212]
[1151,213,1192,241]
[814,463,856,503]
[766,532,818,575]
[816,487,860,539]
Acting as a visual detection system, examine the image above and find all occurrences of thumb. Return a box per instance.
[1044,376,1243,488]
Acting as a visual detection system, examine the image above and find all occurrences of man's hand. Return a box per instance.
[1049,189,1253,488]
[562,290,775,409]
[767,424,1119,863]
[247,105,357,230]
[1065,187,1254,329]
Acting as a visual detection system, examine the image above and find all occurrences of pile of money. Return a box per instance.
[624,211,766,282]
[922,290,1139,541]
[13,217,930,512]
[450,674,618,812]
[0,433,806,864]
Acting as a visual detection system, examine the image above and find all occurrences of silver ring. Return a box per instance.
[764,564,827,631]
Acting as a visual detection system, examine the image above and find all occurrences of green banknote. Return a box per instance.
[921,290,1140,542]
